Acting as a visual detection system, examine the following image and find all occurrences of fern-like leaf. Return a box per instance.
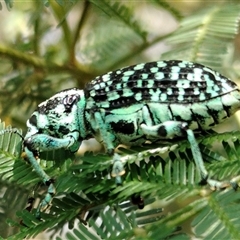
[151,0,182,20]
[162,4,240,70]
[2,118,240,239]
[89,0,147,40]
[192,190,240,239]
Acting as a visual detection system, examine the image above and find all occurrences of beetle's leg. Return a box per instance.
[229,176,239,190]
[24,131,80,153]
[90,111,124,184]
[24,147,54,218]
[93,111,115,154]
[111,153,125,185]
[24,132,80,218]
[141,121,226,189]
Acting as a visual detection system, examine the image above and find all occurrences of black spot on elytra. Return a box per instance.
[127,81,135,88]
[183,88,194,97]
[129,74,139,81]
[94,92,108,102]
[109,96,136,108]
[206,72,216,81]
[110,120,135,135]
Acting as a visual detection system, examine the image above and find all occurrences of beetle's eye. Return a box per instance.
[63,94,79,112]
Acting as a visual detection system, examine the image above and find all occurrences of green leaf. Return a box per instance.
[89,0,147,40]
[162,4,240,70]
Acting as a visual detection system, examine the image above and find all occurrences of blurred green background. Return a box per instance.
[1,0,240,239]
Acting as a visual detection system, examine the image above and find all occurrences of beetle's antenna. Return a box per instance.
[0,128,24,141]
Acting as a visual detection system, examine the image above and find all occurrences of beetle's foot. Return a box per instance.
[111,153,125,185]
[199,173,230,190]
[36,180,56,219]
[207,178,231,190]
[229,176,240,191]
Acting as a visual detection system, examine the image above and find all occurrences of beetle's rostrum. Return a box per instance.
[23,60,240,217]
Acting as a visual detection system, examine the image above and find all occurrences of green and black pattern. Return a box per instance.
[22,60,240,217]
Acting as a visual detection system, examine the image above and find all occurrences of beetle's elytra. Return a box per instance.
[23,60,240,217]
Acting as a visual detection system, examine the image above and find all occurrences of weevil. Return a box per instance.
[23,60,240,217]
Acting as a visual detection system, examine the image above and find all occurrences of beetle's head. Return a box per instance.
[26,88,86,139]
[37,88,83,115]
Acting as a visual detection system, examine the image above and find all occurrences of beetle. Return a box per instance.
[23,60,240,217]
